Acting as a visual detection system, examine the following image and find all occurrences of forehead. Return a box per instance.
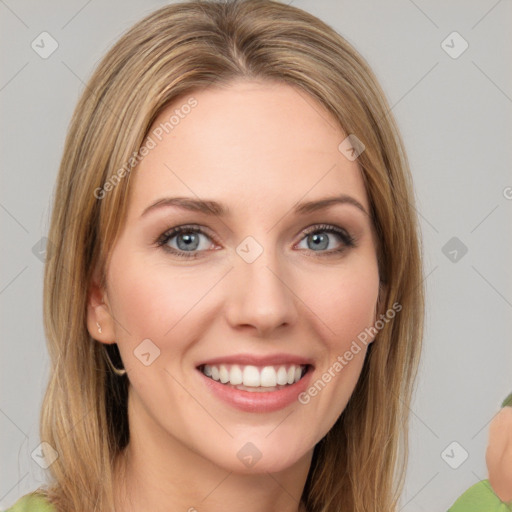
[127,79,369,220]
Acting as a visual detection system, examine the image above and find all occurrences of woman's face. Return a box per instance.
[89,79,381,474]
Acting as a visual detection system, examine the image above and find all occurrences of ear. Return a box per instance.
[86,265,116,345]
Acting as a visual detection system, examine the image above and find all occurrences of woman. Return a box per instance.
[6,1,427,510]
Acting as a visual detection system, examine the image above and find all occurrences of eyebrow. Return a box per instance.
[140,194,369,218]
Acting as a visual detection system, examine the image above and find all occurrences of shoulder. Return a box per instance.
[447,479,512,512]
[3,492,56,512]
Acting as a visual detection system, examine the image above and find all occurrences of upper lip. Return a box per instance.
[196,353,315,368]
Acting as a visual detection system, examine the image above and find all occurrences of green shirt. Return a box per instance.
[448,479,512,512]
[4,493,56,512]
[5,482,512,512]
[448,393,512,511]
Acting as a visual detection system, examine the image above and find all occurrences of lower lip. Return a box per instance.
[197,367,314,413]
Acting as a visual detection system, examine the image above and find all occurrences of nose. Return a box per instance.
[224,245,299,338]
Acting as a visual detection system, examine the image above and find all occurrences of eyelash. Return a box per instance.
[154,223,356,259]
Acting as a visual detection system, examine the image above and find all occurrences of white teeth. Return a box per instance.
[243,365,260,387]
[276,366,288,385]
[200,363,306,388]
[230,364,243,385]
[260,366,277,387]
[219,364,229,384]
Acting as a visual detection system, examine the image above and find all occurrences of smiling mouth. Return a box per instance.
[197,363,310,392]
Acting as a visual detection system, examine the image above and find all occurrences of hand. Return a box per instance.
[486,406,512,503]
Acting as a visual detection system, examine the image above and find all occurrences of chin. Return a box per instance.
[198,433,313,475]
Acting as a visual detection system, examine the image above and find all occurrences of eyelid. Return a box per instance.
[154,223,356,249]
[155,224,220,248]
[157,223,352,243]
[155,222,356,258]
[299,223,354,242]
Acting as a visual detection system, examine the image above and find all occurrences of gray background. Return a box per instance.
[1,0,511,510]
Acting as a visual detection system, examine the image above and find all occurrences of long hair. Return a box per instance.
[36,1,424,510]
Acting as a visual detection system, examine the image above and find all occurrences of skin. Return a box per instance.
[87,78,382,512]
[486,406,512,502]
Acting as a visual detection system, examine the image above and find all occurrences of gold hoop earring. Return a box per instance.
[103,345,127,376]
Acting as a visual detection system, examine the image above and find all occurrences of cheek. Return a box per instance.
[297,256,379,404]
[301,258,380,347]
[334,276,379,343]
[107,252,205,359]
[109,245,380,352]
[291,263,379,449]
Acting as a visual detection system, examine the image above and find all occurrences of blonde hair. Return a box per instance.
[36,1,424,511]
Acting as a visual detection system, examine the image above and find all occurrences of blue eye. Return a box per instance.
[155,223,355,259]
[298,224,355,253]
[156,225,214,259]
